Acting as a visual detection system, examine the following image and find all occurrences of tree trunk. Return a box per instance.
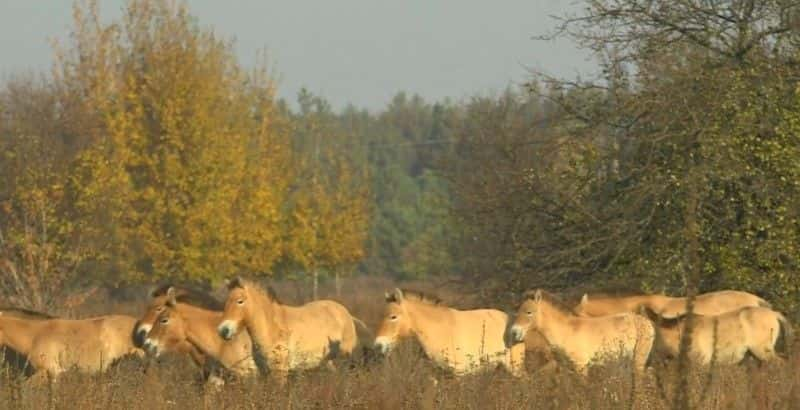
[335,272,341,298]
[312,270,319,301]
[676,169,702,410]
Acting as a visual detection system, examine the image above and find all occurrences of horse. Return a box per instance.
[510,289,654,376]
[641,306,792,366]
[0,312,142,381]
[573,290,770,318]
[0,307,57,376]
[217,277,364,381]
[373,288,525,377]
[141,286,257,379]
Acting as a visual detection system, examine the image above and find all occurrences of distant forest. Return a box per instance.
[3,0,800,317]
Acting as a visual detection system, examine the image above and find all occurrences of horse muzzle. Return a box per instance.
[509,325,527,343]
[218,321,237,341]
[373,337,393,355]
[134,324,151,347]
[142,339,160,356]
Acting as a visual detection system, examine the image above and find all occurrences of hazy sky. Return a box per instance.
[0,1,596,110]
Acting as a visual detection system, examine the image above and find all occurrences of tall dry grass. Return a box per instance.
[0,276,796,409]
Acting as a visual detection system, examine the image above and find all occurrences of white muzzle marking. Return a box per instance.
[510,325,526,343]
[374,336,393,354]
[218,320,238,340]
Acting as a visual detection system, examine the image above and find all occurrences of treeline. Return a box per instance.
[0,0,464,308]
[4,0,800,318]
[447,0,800,317]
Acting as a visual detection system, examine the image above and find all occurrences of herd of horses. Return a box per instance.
[0,278,792,387]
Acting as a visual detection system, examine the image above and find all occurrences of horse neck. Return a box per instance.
[176,304,225,356]
[0,316,39,354]
[534,302,574,346]
[245,289,285,347]
[640,294,672,310]
[404,301,454,354]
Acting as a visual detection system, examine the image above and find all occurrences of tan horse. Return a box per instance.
[642,306,792,366]
[0,307,57,376]
[0,312,142,381]
[142,286,257,377]
[510,289,654,375]
[217,277,362,380]
[374,288,525,376]
[573,290,770,318]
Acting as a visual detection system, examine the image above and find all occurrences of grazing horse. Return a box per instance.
[0,313,142,380]
[573,290,770,318]
[141,286,257,377]
[217,277,362,381]
[510,289,654,376]
[373,288,525,376]
[641,306,792,366]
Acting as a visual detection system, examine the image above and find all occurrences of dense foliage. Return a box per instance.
[3,0,800,320]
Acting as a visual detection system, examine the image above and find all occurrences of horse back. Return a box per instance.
[695,290,768,314]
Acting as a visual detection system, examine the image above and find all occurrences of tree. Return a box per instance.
[61,0,291,283]
[284,91,370,299]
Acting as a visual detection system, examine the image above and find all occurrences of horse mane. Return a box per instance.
[151,284,224,311]
[228,278,281,304]
[0,306,56,319]
[523,289,574,316]
[388,289,445,306]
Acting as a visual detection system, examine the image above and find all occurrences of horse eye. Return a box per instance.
[160,318,169,324]
[390,315,398,320]
[237,299,245,305]
[156,307,164,312]
[526,311,532,315]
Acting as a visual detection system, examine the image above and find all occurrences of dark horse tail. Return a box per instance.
[775,312,793,356]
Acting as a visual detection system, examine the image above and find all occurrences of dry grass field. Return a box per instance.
[0,276,797,410]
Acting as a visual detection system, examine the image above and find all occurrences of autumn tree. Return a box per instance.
[61,0,291,283]
[283,91,370,299]
[0,75,98,309]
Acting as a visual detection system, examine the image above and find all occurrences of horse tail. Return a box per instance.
[775,312,793,356]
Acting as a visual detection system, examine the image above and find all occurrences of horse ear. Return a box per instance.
[384,291,391,301]
[581,294,588,304]
[534,289,543,302]
[393,288,404,302]
[166,286,177,307]
[227,276,243,290]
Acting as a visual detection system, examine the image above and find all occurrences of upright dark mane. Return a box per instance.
[388,289,445,306]
[151,284,224,311]
[228,277,281,304]
[524,289,575,316]
[0,306,56,319]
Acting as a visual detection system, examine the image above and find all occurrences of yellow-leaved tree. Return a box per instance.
[284,94,370,299]
[61,0,290,283]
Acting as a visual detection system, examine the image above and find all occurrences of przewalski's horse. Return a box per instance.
[0,312,142,381]
[217,277,364,381]
[141,286,257,377]
[510,289,654,376]
[0,307,57,376]
[641,306,793,366]
[374,288,525,377]
[573,290,770,318]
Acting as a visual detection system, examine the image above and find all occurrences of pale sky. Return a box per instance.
[0,0,595,110]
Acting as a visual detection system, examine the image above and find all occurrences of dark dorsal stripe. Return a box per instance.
[0,306,56,319]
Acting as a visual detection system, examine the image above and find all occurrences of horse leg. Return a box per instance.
[505,342,526,377]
